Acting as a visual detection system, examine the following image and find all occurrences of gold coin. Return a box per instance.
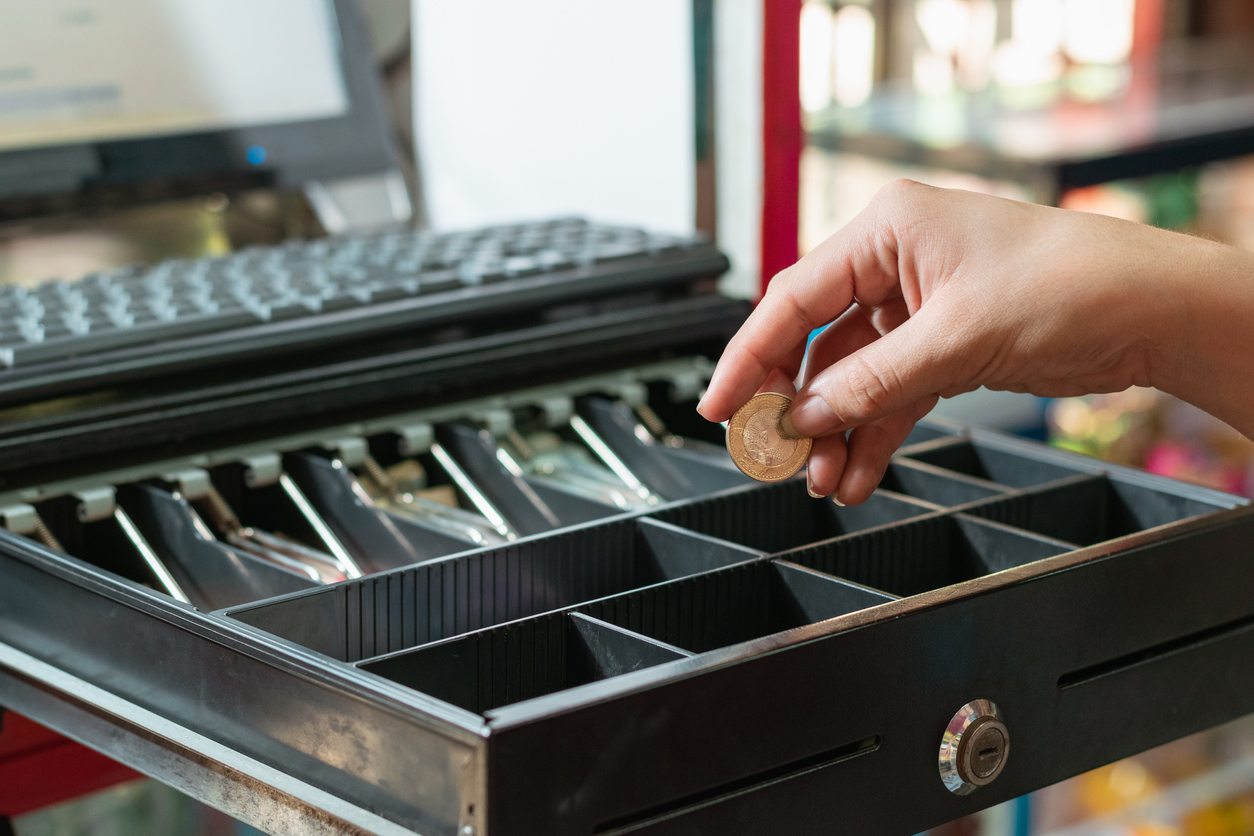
[727,392,812,482]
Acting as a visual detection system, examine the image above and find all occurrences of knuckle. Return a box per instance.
[843,353,900,419]
[875,178,921,206]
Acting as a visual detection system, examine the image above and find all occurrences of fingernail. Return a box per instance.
[832,493,845,507]
[781,397,835,439]
[779,411,803,440]
[696,393,708,414]
[806,471,824,499]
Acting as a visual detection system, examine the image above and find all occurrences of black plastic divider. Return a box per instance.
[648,480,935,553]
[118,484,317,610]
[777,513,1076,597]
[901,439,1086,488]
[225,517,764,662]
[963,474,1228,546]
[880,459,1009,506]
[359,561,895,713]
[636,518,764,578]
[359,613,692,715]
[284,453,475,572]
[900,421,960,448]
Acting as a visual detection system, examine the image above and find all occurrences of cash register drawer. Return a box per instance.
[0,380,1248,834]
[0,243,1248,835]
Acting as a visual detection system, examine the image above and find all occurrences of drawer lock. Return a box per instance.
[939,699,1009,795]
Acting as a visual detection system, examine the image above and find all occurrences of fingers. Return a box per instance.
[805,432,847,498]
[785,303,963,438]
[798,304,882,393]
[836,395,939,505]
[758,367,798,398]
[697,197,907,422]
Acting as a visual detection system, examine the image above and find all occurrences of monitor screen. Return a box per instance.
[0,0,395,219]
[0,0,350,153]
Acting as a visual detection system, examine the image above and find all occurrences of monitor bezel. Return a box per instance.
[0,0,398,222]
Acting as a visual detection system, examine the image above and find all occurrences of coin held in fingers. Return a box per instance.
[727,393,812,481]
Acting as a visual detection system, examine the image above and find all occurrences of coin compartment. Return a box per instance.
[356,558,895,714]
[649,479,938,553]
[357,612,694,714]
[877,458,1008,506]
[961,473,1226,546]
[773,512,1077,597]
[225,516,765,662]
[900,438,1093,488]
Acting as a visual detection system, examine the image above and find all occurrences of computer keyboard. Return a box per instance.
[0,218,721,370]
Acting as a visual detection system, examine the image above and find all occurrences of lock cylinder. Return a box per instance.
[938,699,1009,795]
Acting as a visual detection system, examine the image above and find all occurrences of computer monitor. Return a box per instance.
[0,0,404,228]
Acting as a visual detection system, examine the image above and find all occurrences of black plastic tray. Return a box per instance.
[0,393,1249,836]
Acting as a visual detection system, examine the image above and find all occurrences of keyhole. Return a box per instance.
[971,728,1005,778]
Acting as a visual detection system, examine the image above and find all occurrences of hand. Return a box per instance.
[697,180,1254,504]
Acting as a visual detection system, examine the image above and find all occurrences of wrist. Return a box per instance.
[1146,233,1254,438]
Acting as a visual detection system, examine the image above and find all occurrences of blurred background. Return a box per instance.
[2,0,1254,834]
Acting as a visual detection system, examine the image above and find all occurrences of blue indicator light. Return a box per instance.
[245,145,267,165]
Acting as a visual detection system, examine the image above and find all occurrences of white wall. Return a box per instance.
[713,0,763,299]
[411,0,695,234]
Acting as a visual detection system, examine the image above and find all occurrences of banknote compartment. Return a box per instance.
[31,492,189,599]
[115,483,320,610]
[223,516,764,662]
[573,395,751,500]
[201,462,345,558]
[434,422,619,536]
[648,479,938,553]
[282,451,484,572]
[962,474,1231,546]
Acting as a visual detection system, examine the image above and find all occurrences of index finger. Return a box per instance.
[697,205,904,422]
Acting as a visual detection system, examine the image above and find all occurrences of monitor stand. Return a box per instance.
[303,169,413,234]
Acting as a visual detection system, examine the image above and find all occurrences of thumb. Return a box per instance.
[781,308,960,438]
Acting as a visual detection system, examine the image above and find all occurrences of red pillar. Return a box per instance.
[0,713,141,818]
[760,0,804,296]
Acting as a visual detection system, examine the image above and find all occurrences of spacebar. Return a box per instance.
[0,310,265,367]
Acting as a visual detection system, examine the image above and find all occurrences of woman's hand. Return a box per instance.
[697,180,1254,504]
